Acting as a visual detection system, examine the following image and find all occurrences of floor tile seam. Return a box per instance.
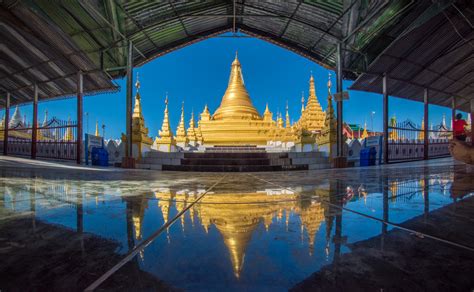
[246,174,474,254]
[83,174,229,292]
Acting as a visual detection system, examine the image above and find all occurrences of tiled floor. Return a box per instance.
[0,156,473,291]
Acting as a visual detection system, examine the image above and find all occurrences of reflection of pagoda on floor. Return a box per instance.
[149,189,332,278]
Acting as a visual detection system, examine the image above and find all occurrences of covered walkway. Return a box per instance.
[1,1,472,166]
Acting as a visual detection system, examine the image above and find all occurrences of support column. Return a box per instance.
[336,43,343,157]
[471,99,474,146]
[3,93,10,155]
[31,84,38,159]
[126,40,133,158]
[76,72,83,164]
[423,89,429,160]
[451,97,456,135]
[383,75,389,164]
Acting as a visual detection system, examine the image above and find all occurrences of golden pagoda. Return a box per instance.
[315,74,337,158]
[95,120,100,136]
[361,121,369,140]
[295,73,326,133]
[418,119,425,141]
[149,52,333,150]
[175,102,188,146]
[187,111,198,146]
[121,73,154,159]
[63,116,74,141]
[389,115,398,140]
[154,94,176,152]
[195,53,279,145]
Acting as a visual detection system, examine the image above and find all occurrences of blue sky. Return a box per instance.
[5,33,457,139]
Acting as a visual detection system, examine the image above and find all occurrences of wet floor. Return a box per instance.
[0,157,473,291]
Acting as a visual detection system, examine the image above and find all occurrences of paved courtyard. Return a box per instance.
[0,156,473,291]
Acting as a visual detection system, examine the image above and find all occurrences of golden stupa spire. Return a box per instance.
[200,104,211,121]
[263,103,273,122]
[307,72,322,108]
[301,91,305,114]
[361,121,368,139]
[277,112,284,128]
[176,101,188,144]
[132,72,143,119]
[95,120,99,136]
[159,94,173,137]
[187,110,198,144]
[285,101,291,128]
[64,116,74,141]
[212,52,261,120]
[418,119,425,141]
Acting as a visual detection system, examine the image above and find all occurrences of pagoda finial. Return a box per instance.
[327,72,332,92]
[95,120,99,136]
[285,101,291,128]
[301,91,305,113]
[176,100,188,144]
[135,72,140,92]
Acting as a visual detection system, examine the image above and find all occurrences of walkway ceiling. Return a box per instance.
[1,0,472,112]
[350,1,474,112]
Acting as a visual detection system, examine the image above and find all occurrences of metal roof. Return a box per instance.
[2,0,471,111]
[350,1,474,112]
[0,1,117,108]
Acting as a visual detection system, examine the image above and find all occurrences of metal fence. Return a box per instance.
[0,117,77,160]
[387,119,451,163]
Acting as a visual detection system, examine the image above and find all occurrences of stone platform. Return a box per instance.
[137,149,330,172]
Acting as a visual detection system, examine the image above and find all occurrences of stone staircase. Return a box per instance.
[137,147,330,172]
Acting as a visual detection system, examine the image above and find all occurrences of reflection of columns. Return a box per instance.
[381,177,389,250]
[126,200,135,251]
[77,189,84,252]
[332,180,343,262]
[31,84,38,159]
[423,177,429,220]
[3,93,10,155]
[31,179,36,231]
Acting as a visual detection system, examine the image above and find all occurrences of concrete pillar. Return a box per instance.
[76,72,83,164]
[451,97,456,133]
[423,89,429,160]
[126,40,133,158]
[471,99,474,146]
[336,43,343,157]
[31,84,38,159]
[383,75,388,164]
[3,93,10,155]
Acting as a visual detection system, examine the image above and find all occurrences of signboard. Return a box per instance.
[334,91,349,102]
[365,136,381,147]
[85,134,104,165]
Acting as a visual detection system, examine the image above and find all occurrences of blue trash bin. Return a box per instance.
[368,147,377,166]
[360,147,377,166]
[91,147,109,166]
